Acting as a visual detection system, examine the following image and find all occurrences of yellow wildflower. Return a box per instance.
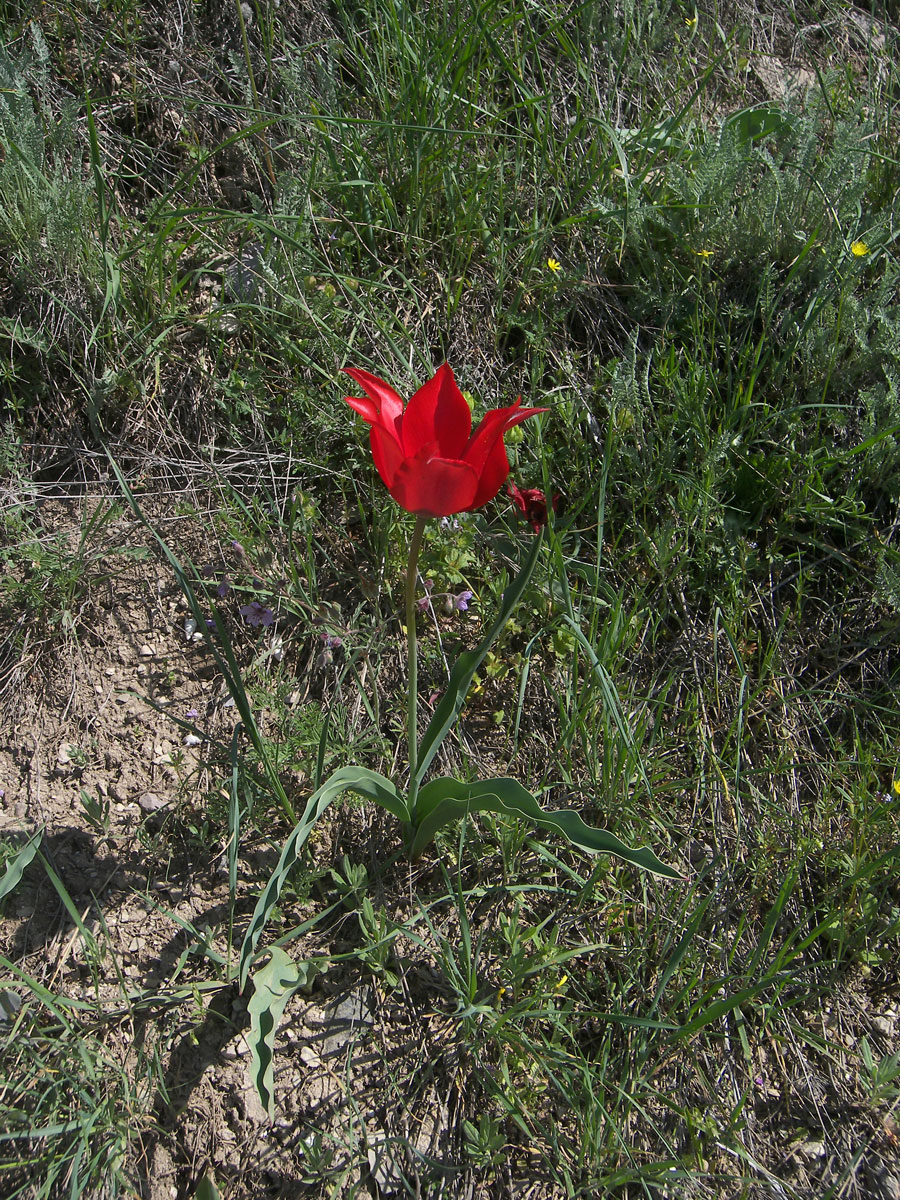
[685,15,697,27]
[694,248,713,258]
[547,257,561,273]
[851,240,870,257]
[893,779,900,797]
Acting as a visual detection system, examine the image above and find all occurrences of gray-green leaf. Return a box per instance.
[247,948,320,1121]
[409,776,679,877]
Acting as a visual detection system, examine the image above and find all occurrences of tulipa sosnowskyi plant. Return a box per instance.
[342,362,546,517]
[237,362,676,993]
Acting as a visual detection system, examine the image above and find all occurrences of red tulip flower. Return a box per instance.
[343,363,547,518]
[507,480,559,532]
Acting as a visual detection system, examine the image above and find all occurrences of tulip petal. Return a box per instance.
[468,433,511,511]
[370,424,405,490]
[343,367,404,437]
[344,394,379,424]
[401,363,471,459]
[464,402,548,510]
[390,450,478,517]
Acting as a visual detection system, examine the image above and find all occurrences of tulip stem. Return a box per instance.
[405,515,428,814]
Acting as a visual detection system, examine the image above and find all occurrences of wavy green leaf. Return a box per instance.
[409,776,679,877]
[247,948,320,1119]
[238,767,404,989]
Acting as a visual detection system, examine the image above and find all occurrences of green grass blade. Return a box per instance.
[36,853,98,958]
[101,448,297,824]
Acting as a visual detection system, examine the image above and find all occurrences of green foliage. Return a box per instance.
[859,1037,900,1106]
[355,897,401,985]
[3,0,900,1194]
[329,854,370,910]
[0,35,97,278]
[0,496,135,649]
[0,1004,151,1198]
[247,948,321,1120]
[0,833,40,907]
[410,774,677,872]
[462,1111,507,1168]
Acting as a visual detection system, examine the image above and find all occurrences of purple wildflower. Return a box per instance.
[240,601,275,628]
[416,579,434,614]
[316,633,343,669]
[185,707,200,720]
[216,577,231,599]
[453,590,473,612]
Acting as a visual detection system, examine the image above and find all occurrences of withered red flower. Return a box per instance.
[507,480,559,532]
[343,363,546,518]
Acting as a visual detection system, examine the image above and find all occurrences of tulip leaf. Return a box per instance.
[0,832,41,905]
[409,776,680,878]
[247,947,321,1120]
[194,1175,222,1200]
[239,767,406,989]
[414,532,543,787]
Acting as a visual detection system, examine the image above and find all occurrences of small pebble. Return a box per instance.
[139,793,167,812]
[796,1140,825,1161]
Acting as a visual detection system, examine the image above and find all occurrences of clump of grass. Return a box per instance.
[0,1000,155,1199]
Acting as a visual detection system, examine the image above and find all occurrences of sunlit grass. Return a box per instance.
[1,0,899,1195]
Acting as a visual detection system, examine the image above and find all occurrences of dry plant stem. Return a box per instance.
[405,515,428,815]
